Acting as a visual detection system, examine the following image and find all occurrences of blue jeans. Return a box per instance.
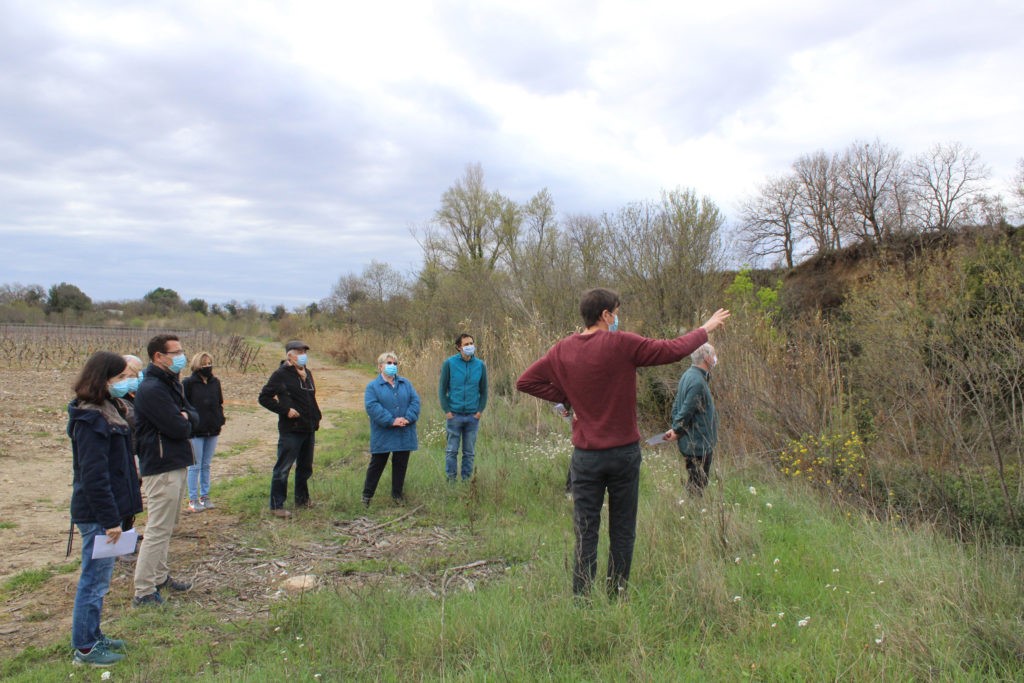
[270,431,315,509]
[187,436,218,500]
[71,522,116,650]
[445,414,479,480]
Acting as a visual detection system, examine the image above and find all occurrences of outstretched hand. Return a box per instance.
[701,308,731,334]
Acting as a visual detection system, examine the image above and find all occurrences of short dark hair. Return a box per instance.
[73,351,127,404]
[579,288,620,327]
[147,334,180,360]
[455,333,474,348]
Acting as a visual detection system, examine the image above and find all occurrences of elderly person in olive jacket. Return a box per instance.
[362,351,421,506]
[666,343,719,496]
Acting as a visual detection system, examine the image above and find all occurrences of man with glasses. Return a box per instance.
[259,340,322,518]
[132,334,199,606]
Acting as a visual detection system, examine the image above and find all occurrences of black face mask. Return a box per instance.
[198,367,213,379]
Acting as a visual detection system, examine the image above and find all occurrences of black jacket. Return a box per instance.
[134,363,199,476]
[68,400,143,529]
[182,372,226,437]
[258,361,322,433]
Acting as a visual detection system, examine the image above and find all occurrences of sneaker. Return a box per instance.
[132,592,164,608]
[187,499,205,513]
[99,635,126,652]
[157,575,192,592]
[361,496,371,508]
[199,496,215,510]
[271,508,292,518]
[73,643,125,666]
[391,495,405,505]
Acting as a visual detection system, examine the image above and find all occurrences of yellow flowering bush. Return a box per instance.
[777,431,868,495]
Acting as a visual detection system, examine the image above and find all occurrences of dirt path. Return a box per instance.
[0,361,370,648]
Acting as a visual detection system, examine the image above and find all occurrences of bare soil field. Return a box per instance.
[0,361,373,651]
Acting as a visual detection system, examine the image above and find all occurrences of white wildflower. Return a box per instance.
[773,558,780,565]
[749,486,757,495]
[735,557,741,564]
[101,674,112,681]
[778,612,785,618]
[770,623,777,628]
[797,617,810,627]
[765,502,773,509]
[733,595,742,602]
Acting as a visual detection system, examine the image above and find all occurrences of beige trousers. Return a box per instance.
[134,468,187,598]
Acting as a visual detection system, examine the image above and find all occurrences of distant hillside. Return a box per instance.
[774,226,1022,316]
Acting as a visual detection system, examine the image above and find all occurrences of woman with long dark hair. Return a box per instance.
[67,351,143,666]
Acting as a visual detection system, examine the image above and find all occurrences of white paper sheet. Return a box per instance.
[645,431,671,446]
[91,528,138,559]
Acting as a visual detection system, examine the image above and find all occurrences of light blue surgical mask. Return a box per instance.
[461,344,476,357]
[109,379,133,398]
[296,354,308,367]
[168,353,187,374]
[125,377,140,394]
[608,314,619,333]
[137,370,144,383]
[383,362,398,377]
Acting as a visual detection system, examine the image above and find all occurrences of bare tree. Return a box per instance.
[604,188,725,334]
[427,163,521,271]
[362,260,408,302]
[793,150,847,253]
[909,142,990,231]
[564,213,608,287]
[1011,158,1024,221]
[839,139,906,243]
[739,174,800,268]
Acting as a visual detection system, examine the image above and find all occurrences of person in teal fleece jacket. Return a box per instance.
[438,333,488,481]
[666,343,719,496]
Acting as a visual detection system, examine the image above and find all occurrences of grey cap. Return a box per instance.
[285,340,310,352]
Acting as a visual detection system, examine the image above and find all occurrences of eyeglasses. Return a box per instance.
[162,349,185,356]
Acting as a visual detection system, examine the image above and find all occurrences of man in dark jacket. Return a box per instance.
[667,343,719,496]
[258,340,322,518]
[132,334,199,606]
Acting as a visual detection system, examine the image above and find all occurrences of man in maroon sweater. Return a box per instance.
[517,288,729,597]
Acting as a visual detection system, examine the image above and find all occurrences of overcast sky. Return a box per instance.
[2,0,1021,309]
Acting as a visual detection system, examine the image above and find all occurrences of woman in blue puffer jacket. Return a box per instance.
[362,351,420,506]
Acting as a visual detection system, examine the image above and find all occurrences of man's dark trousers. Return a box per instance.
[569,442,642,597]
[270,431,315,509]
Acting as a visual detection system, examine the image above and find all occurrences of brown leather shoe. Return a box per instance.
[271,509,292,518]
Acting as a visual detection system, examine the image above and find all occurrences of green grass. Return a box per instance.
[0,521,17,529]
[4,398,1024,681]
[1,569,51,595]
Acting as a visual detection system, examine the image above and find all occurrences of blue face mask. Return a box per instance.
[383,362,398,377]
[608,314,619,333]
[137,370,144,383]
[168,353,187,374]
[296,354,308,367]
[109,379,133,398]
[125,377,140,394]
[461,344,476,357]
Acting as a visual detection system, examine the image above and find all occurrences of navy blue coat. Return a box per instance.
[365,375,420,454]
[68,400,143,529]
[134,363,199,476]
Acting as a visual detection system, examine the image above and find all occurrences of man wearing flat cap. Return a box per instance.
[258,340,322,518]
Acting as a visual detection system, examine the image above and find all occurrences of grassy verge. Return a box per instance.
[3,398,1023,681]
